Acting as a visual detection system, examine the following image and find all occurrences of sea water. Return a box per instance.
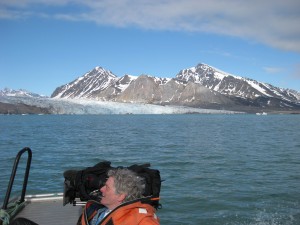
[0,114,300,225]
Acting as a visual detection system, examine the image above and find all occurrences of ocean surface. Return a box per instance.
[0,114,300,225]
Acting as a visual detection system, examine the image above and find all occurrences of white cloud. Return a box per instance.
[263,67,282,74]
[291,63,300,79]
[1,0,300,52]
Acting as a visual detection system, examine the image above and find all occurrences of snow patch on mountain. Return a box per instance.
[245,80,272,97]
[115,75,138,92]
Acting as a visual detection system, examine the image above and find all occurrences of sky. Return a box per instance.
[1,0,300,96]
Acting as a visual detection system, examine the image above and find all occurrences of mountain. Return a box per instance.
[175,64,300,112]
[51,67,118,99]
[52,70,237,109]
[51,63,300,113]
[0,89,50,114]
[176,64,300,104]
[0,88,52,114]
[0,88,46,98]
[1,63,300,114]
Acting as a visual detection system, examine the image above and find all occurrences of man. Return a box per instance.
[80,168,160,225]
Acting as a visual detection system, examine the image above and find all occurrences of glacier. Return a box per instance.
[0,96,241,115]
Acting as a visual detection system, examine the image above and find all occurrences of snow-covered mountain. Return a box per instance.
[0,88,50,114]
[53,69,236,109]
[51,63,300,113]
[0,88,46,98]
[1,63,300,114]
[51,67,119,99]
[176,63,300,103]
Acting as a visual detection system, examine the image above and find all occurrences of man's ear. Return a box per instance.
[118,193,126,203]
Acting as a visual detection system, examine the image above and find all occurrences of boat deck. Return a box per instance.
[13,194,84,225]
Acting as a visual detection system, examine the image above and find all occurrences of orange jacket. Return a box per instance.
[80,199,160,225]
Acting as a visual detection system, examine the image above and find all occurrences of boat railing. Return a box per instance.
[1,147,32,210]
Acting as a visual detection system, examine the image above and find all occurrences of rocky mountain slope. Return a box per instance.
[51,63,300,113]
[0,101,50,114]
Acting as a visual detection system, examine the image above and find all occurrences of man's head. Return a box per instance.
[100,168,145,210]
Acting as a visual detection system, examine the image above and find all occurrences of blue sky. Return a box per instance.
[1,0,300,96]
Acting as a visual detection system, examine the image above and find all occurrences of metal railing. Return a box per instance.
[1,147,32,210]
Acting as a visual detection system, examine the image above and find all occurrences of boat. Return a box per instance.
[0,148,90,225]
[0,147,161,225]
